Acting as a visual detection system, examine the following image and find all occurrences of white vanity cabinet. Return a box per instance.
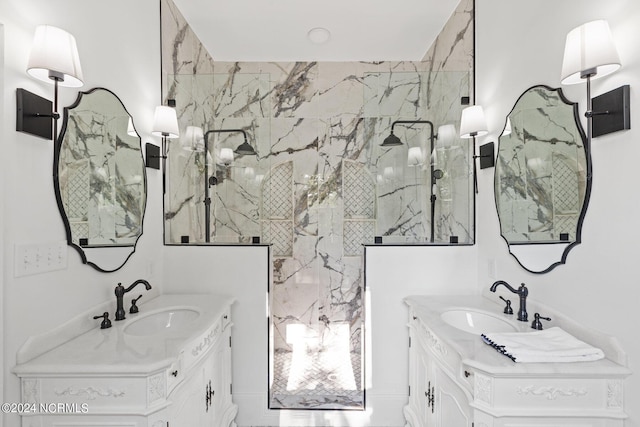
[405,311,472,427]
[13,294,237,427]
[169,314,235,427]
[404,296,631,427]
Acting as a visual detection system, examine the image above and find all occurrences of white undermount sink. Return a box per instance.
[124,307,201,336]
[440,309,518,334]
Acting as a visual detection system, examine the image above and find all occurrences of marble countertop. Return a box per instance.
[405,295,631,377]
[13,294,234,376]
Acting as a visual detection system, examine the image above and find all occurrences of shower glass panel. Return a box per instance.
[163,66,472,410]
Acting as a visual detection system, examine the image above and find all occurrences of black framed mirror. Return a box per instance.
[495,85,591,273]
[54,87,147,272]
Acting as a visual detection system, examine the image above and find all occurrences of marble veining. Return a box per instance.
[161,0,474,410]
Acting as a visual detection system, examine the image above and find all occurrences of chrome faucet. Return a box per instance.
[115,279,152,321]
[490,280,528,322]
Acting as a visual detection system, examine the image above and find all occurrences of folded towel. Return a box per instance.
[481,327,605,363]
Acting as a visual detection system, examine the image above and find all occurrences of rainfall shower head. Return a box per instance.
[381,131,402,147]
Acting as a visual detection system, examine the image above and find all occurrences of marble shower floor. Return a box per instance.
[270,349,364,410]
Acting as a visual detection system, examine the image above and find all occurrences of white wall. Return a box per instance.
[0,1,163,426]
[0,21,5,417]
[476,1,640,425]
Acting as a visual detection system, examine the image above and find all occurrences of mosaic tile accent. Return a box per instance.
[262,220,293,257]
[270,349,363,409]
[553,153,579,214]
[262,161,293,220]
[66,160,89,221]
[343,220,375,256]
[343,160,375,219]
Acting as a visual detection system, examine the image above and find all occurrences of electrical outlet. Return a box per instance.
[15,241,68,277]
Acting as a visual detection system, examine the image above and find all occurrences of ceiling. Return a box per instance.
[170,0,462,62]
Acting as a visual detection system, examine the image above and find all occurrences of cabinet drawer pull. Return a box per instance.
[425,381,435,413]
[205,379,215,412]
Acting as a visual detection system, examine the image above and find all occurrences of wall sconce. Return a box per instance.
[501,117,512,136]
[127,117,139,137]
[436,124,457,148]
[407,147,424,166]
[561,20,629,140]
[149,105,180,192]
[219,148,235,165]
[460,105,495,194]
[17,25,83,140]
[182,126,205,152]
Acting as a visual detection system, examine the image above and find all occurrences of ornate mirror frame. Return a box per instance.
[495,85,591,273]
[53,87,147,272]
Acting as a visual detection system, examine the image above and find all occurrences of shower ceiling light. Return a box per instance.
[308,27,331,44]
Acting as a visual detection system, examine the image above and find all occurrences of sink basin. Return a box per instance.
[440,309,518,334]
[124,307,200,336]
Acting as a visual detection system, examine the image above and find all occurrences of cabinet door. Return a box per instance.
[169,367,206,427]
[416,350,435,426]
[433,364,472,427]
[203,337,225,426]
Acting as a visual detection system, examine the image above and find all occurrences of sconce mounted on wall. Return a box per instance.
[148,102,180,192]
[459,105,495,194]
[561,20,629,140]
[16,25,84,140]
[16,88,54,139]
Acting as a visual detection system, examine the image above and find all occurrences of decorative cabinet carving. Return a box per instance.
[404,297,631,427]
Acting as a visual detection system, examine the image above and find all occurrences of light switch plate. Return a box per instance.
[15,241,68,277]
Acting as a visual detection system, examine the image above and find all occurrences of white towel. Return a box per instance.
[481,327,605,363]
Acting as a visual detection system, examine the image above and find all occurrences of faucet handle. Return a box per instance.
[499,296,513,315]
[129,295,143,314]
[531,313,551,330]
[93,312,112,329]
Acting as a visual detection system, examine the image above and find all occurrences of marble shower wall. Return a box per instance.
[161,0,474,409]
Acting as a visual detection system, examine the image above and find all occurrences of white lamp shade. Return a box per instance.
[561,20,620,85]
[502,117,512,136]
[152,106,180,138]
[460,105,488,138]
[182,126,204,151]
[219,148,234,165]
[27,25,84,87]
[127,117,138,137]
[407,147,423,166]
[437,124,457,147]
